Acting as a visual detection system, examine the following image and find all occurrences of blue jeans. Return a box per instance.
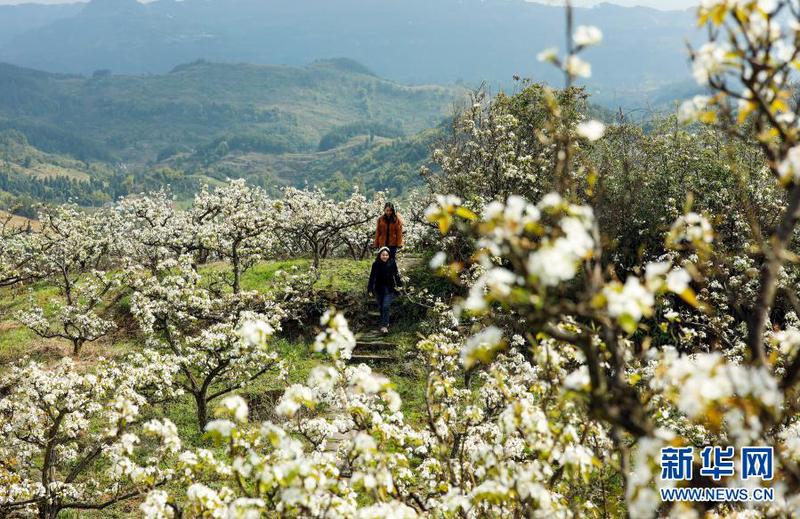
[376,289,396,326]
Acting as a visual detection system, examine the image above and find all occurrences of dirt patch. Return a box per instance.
[0,320,21,332]
[0,210,40,231]
[29,339,71,362]
[13,336,131,369]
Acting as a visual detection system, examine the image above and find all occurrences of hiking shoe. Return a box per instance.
[380,326,389,335]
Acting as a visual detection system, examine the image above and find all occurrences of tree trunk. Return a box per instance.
[38,501,58,519]
[748,183,800,366]
[346,242,358,260]
[312,243,321,269]
[232,247,241,294]
[194,392,208,431]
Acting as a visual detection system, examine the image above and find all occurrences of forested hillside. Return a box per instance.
[0,130,115,212]
[154,127,440,199]
[0,59,462,210]
[0,59,458,162]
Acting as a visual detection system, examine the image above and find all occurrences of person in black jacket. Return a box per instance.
[367,246,403,334]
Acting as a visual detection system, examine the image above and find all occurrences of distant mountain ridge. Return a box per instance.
[0,0,700,99]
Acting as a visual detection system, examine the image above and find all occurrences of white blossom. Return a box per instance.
[576,119,606,141]
[573,25,603,47]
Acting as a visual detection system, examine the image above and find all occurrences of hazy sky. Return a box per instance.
[533,0,697,8]
[0,0,87,4]
[0,0,698,7]
[0,0,85,3]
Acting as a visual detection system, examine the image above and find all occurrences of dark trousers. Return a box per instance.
[376,289,396,326]
[387,246,398,260]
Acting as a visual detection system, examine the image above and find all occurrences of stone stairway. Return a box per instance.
[348,330,395,364]
[322,254,418,455]
[325,332,397,459]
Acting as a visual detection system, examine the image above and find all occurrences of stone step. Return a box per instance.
[354,343,395,354]
[355,332,388,341]
[347,354,395,364]
[356,337,384,344]
[354,341,395,352]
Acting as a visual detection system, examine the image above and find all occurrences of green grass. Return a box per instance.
[239,258,309,292]
[240,258,373,294]
[0,281,63,365]
[0,280,61,314]
[312,258,373,293]
[0,324,39,364]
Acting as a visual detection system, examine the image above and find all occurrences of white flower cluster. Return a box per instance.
[314,309,356,361]
[456,193,595,317]
[602,261,694,333]
[275,186,389,266]
[0,354,181,517]
[130,256,284,430]
[141,311,608,518]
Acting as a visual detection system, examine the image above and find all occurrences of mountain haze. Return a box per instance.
[0,0,708,214]
[0,0,700,100]
[0,2,82,47]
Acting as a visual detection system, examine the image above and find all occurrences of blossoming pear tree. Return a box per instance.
[0,352,181,519]
[0,211,40,289]
[116,189,200,275]
[335,189,386,260]
[422,85,579,210]
[131,256,286,430]
[275,187,383,267]
[119,180,277,289]
[190,179,277,293]
[15,205,124,355]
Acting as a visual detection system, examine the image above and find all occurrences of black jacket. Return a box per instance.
[368,259,402,295]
